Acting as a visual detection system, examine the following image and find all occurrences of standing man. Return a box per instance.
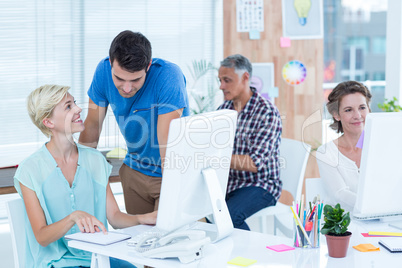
[217,54,282,230]
[79,30,189,215]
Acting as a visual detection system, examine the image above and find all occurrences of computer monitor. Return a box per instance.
[156,109,237,242]
[353,112,402,220]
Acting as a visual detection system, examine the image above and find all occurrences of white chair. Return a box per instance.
[6,198,26,268]
[246,138,311,235]
[305,178,328,205]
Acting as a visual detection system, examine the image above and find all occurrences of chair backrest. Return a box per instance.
[280,138,311,203]
[6,198,26,268]
[305,178,328,204]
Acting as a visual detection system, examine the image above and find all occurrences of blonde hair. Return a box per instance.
[27,84,70,138]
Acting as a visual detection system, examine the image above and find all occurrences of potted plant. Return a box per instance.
[378,97,402,112]
[320,203,351,258]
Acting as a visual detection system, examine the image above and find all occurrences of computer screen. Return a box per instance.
[156,109,237,241]
[353,112,402,220]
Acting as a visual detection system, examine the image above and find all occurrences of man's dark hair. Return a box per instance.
[109,30,152,72]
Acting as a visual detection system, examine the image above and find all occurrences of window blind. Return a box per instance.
[0,0,223,168]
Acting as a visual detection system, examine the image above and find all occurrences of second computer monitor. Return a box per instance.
[353,112,402,220]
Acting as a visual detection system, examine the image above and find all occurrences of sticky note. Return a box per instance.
[266,244,295,252]
[361,233,390,237]
[353,243,380,252]
[268,87,279,98]
[249,30,260,40]
[368,231,402,237]
[106,147,127,159]
[280,37,291,47]
[356,131,364,148]
[227,256,257,267]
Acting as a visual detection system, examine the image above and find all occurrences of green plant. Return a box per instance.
[320,203,350,235]
[187,59,220,114]
[378,97,402,112]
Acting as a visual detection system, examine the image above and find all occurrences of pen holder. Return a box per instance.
[293,218,320,248]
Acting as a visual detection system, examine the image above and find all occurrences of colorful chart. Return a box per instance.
[282,60,307,85]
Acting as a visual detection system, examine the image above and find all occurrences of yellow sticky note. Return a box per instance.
[353,243,380,252]
[227,257,257,267]
[368,231,402,237]
[106,147,127,159]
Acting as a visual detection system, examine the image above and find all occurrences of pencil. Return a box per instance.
[290,206,313,246]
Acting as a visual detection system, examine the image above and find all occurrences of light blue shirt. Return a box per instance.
[88,57,189,177]
[14,143,112,268]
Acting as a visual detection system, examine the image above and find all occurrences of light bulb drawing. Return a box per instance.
[294,0,311,26]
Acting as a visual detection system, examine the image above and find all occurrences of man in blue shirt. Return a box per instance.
[79,30,189,215]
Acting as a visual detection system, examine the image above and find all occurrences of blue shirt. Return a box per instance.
[88,57,189,177]
[14,143,111,268]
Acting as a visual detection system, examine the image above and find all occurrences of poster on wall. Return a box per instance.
[282,0,323,39]
[250,63,276,103]
[236,0,264,32]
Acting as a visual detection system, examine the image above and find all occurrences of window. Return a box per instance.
[323,0,387,143]
[0,0,223,168]
[372,36,386,54]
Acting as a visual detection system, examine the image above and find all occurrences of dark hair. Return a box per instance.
[109,30,152,72]
[327,80,372,133]
[220,54,252,77]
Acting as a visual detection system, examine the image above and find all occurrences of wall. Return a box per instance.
[223,0,323,186]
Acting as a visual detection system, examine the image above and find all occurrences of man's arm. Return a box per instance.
[79,98,107,148]
[231,154,258,173]
[157,108,184,173]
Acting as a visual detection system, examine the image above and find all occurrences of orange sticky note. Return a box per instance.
[353,243,380,252]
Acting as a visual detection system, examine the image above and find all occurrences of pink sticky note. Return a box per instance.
[356,131,364,149]
[280,37,291,48]
[266,244,295,252]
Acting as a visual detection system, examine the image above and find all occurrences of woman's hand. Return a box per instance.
[70,210,107,234]
[138,210,158,225]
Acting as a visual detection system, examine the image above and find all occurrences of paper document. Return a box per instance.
[65,231,131,245]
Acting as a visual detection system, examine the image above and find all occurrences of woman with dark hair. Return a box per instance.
[316,81,372,211]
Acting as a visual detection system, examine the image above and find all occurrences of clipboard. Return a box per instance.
[65,231,131,245]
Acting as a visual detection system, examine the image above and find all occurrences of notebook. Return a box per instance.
[65,231,132,245]
[378,239,402,253]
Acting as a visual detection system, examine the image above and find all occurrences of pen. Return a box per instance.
[317,201,323,247]
[308,205,316,221]
[305,221,313,245]
[314,212,318,247]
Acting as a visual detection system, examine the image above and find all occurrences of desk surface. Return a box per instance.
[68,221,402,268]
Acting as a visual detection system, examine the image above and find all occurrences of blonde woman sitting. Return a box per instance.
[15,85,156,268]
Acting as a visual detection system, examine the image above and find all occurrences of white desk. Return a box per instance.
[68,221,402,268]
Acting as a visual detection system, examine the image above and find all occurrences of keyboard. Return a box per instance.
[127,226,169,249]
[353,212,402,220]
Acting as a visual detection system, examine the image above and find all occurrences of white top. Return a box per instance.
[316,141,359,212]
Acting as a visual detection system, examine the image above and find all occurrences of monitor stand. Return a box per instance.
[201,167,234,243]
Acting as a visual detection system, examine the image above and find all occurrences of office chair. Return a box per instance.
[246,138,311,235]
[6,198,26,268]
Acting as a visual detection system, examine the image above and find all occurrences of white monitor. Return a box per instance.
[353,112,402,220]
[156,109,237,242]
